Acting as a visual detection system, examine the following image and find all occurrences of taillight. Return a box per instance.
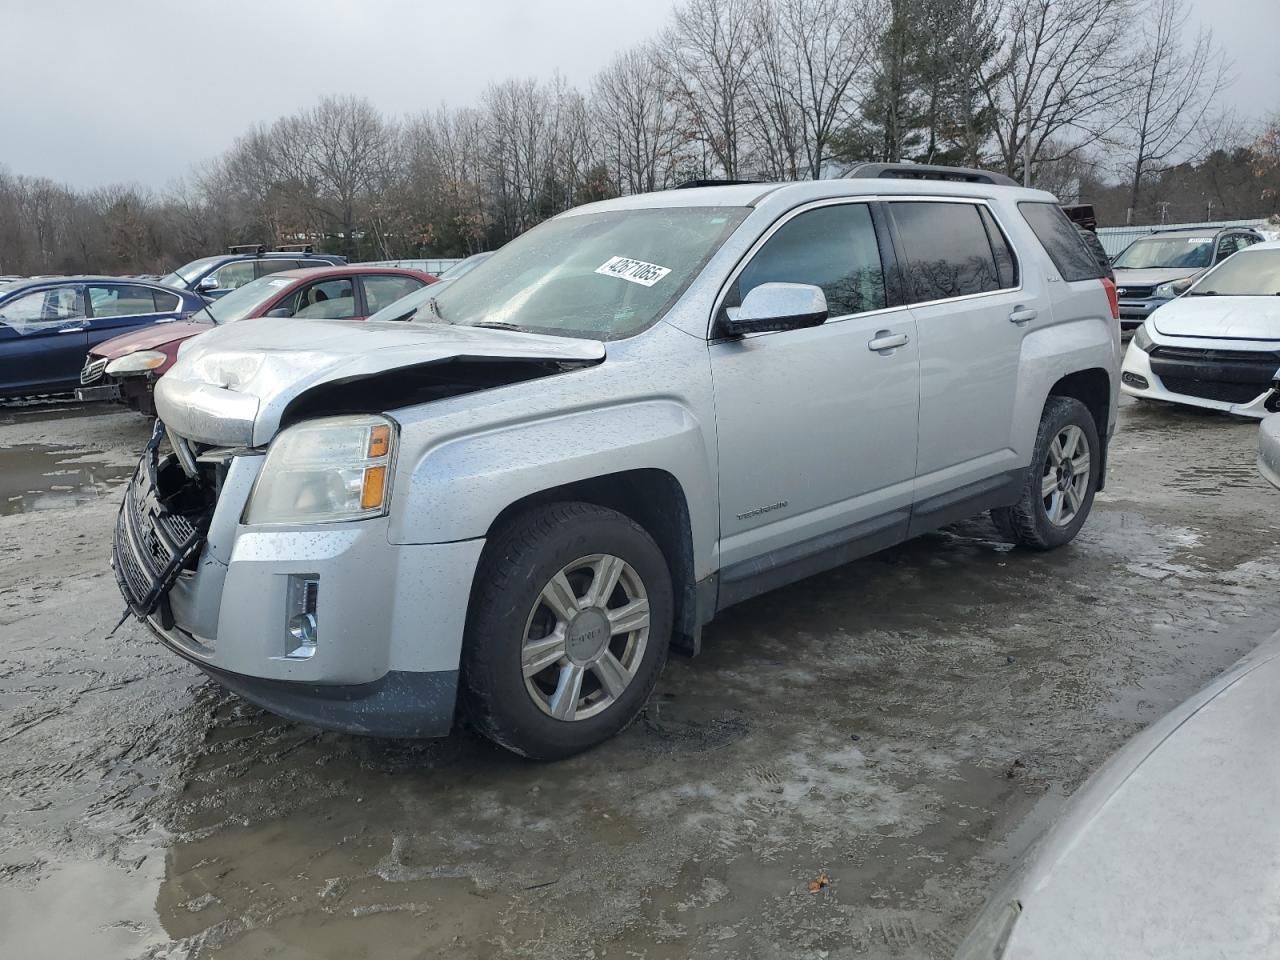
[1101,277,1119,321]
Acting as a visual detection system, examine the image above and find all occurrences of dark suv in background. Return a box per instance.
[160,244,347,300]
[1111,225,1263,328]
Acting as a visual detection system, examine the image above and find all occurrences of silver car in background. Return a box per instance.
[957,629,1280,959]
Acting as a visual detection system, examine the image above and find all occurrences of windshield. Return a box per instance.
[201,275,295,324]
[161,256,221,289]
[1188,249,1280,296]
[423,207,749,339]
[1113,235,1214,270]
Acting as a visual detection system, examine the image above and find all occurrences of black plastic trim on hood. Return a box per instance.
[278,354,603,430]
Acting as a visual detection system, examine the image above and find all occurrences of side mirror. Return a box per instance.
[197,275,220,292]
[1171,277,1194,295]
[264,307,292,318]
[722,282,828,337]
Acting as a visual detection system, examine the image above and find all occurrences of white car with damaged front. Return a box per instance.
[1122,240,1280,418]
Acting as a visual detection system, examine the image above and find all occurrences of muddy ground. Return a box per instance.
[1,396,1278,960]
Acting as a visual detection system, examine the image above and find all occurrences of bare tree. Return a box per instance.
[748,0,872,179]
[664,0,758,178]
[593,45,688,193]
[985,0,1140,184]
[1118,0,1230,223]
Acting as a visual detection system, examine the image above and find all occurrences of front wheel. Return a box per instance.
[991,396,1100,550]
[460,502,672,759]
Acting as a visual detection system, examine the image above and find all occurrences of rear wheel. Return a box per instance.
[992,396,1100,550]
[461,502,672,759]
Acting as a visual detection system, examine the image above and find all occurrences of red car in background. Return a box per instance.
[77,265,435,414]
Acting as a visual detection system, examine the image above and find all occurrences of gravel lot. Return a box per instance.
[1,396,1278,960]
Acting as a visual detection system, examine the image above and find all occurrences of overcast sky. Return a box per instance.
[1,0,1276,190]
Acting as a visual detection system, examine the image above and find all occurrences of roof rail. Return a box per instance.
[675,178,762,189]
[275,243,314,254]
[227,243,267,255]
[845,162,1018,187]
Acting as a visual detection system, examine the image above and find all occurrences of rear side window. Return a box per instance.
[1018,202,1104,282]
[978,207,1019,289]
[889,201,1005,302]
[257,259,302,277]
[153,289,181,312]
[734,203,887,318]
[88,284,164,317]
[362,274,426,314]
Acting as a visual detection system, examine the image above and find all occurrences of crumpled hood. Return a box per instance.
[1151,296,1280,340]
[90,320,212,359]
[155,317,605,447]
[1113,267,1200,290]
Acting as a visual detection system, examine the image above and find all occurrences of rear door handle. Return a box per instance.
[57,323,88,334]
[868,331,909,352]
[1009,307,1038,325]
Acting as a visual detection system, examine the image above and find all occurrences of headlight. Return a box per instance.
[105,350,167,376]
[244,414,396,525]
[1154,280,1185,299]
[1132,323,1154,352]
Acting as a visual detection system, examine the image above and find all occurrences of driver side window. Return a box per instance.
[733,204,886,319]
[213,261,257,291]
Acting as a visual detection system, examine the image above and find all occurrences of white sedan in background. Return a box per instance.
[1121,239,1280,418]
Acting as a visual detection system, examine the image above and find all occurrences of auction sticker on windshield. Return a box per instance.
[595,256,671,287]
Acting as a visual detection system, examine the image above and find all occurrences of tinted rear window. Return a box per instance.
[889,201,1006,302]
[1018,202,1104,282]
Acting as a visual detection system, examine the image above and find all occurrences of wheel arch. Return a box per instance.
[1047,367,1112,489]
[482,469,705,656]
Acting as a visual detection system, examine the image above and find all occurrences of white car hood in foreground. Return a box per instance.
[1151,296,1280,340]
[963,631,1280,959]
[155,317,605,447]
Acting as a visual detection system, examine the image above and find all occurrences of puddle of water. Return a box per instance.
[0,443,133,515]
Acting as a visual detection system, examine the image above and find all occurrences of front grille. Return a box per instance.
[1116,285,1154,299]
[81,356,109,385]
[112,424,215,618]
[1159,378,1266,404]
[1149,345,1279,406]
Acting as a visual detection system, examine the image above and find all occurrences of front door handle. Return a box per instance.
[57,322,88,334]
[868,331,910,352]
[1009,307,1038,325]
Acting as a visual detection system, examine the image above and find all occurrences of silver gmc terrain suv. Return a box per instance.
[113,165,1121,758]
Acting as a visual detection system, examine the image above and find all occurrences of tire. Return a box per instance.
[991,396,1100,551]
[460,501,672,759]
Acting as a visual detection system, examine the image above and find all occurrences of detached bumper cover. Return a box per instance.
[1121,342,1278,419]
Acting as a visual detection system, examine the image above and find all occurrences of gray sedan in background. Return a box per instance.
[957,630,1280,958]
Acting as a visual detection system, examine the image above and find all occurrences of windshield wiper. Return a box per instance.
[467,321,523,331]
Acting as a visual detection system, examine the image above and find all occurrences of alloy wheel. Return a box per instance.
[1041,423,1091,527]
[521,554,650,721]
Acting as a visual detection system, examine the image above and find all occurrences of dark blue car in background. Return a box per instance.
[160,245,346,300]
[0,277,205,399]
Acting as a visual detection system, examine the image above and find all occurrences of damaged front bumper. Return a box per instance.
[111,423,482,737]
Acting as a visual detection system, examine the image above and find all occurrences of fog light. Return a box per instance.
[285,574,319,659]
[1122,372,1149,389]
